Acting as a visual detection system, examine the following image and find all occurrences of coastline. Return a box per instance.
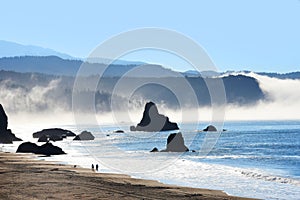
[0,152,255,200]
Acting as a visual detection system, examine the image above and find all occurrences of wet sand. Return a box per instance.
[0,152,256,199]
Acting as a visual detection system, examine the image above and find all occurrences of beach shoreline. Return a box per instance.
[0,151,255,200]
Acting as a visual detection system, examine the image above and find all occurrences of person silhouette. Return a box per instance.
[95,164,99,171]
[91,164,94,170]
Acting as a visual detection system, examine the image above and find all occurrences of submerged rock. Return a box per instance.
[33,128,76,139]
[203,125,217,132]
[0,104,22,144]
[16,142,65,156]
[161,132,189,152]
[131,102,179,132]
[113,130,124,133]
[150,147,159,152]
[73,131,95,141]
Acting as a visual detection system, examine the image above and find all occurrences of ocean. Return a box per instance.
[2,120,300,200]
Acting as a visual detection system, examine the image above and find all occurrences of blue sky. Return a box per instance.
[0,0,299,72]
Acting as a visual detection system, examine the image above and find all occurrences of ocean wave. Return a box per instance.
[189,154,300,161]
[189,154,267,160]
[239,170,300,186]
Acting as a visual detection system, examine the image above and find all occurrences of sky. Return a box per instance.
[0,0,300,72]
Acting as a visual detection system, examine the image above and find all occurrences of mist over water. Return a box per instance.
[223,72,300,120]
[1,72,300,129]
[0,77,67,113]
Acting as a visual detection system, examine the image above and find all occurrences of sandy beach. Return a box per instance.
[0,152,255,200]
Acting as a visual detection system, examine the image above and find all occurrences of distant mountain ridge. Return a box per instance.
[182,70,220,77]
[0,56,179,77]
[85,57,146,66]
[0,40,75,60]
[0,40,147,67]
[1,40,298,79]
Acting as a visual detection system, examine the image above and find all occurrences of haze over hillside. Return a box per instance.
[1,55,299,80]
[0,41,299,121]
[1,69,300,121]
[0,69,264,111]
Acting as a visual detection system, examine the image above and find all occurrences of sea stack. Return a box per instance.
[0,104,22,144]
[131,102,179,132]
[161,132,189,152]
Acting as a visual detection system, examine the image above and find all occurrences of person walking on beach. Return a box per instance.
[96,164,98,171]
[91,164,94,170]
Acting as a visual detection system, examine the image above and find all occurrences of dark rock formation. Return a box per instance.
[203,125,217,132]
[0,129,22,144]
[131,102,179,132]
[16,142,39,153]
[113,130,124,133]
[73,131,95,141]
[16,142,65,156]
[0,104,22,144]
[33,128,76,139]
[150,147,159,152]
[0,104,8,131]
[161,132,189,152]
[37,134,63,142]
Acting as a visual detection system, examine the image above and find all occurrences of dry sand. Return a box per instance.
[0,152,256,200]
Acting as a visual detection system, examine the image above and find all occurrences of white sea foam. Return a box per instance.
[239,170,300,186]
[134,158,300,200]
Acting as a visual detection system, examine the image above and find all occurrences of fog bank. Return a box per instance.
[2,72,300,128]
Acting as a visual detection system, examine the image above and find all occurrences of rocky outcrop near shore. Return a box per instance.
[33,128,76,141]
[16,142,65,156]
[0,104,22,144]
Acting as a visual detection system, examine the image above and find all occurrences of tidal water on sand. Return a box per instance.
[2,120,300,200]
